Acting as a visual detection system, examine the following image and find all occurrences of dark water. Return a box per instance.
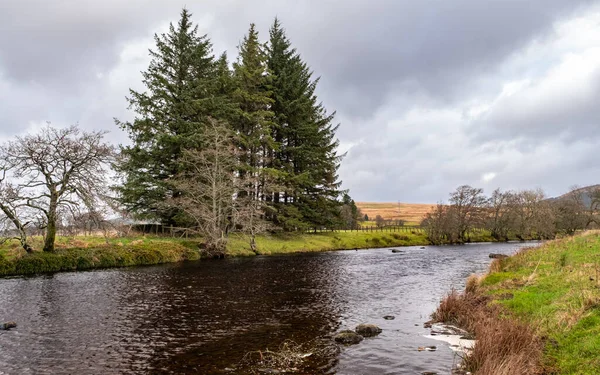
[0,242,536,374]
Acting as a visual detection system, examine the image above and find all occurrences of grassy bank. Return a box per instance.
[0,230,430,277]
[0,227,502,277]
[0,236,202,277]
[433,231,600,374]
[226,230,430,256]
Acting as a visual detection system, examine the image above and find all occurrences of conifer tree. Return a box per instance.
[267,19,343,230]
[116,9,224,225]
[232,24,275,204]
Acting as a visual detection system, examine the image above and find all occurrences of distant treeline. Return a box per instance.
[422,185,600,245]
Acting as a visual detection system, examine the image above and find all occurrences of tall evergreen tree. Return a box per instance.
[116,9,224,225]
[232,24,275,204]
[267,19,343,230]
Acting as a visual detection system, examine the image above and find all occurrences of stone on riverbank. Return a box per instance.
[383,315,395,320]
[0,322,17,330]
[355,323,382,337]
[334,330,363,345]
[489,253,508,259]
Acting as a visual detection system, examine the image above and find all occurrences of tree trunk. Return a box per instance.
[43,195,58,252]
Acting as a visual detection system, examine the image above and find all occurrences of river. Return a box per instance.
[0,242,536,374]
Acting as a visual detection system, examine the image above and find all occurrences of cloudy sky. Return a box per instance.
[1,0,599,203]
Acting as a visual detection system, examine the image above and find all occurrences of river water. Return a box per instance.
[0,242,535,374]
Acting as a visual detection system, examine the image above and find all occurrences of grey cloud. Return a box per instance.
[0,0,599,202]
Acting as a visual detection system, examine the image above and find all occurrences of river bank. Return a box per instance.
[0,229,497,277]
[431,231,600,374]
[0,241,531,373]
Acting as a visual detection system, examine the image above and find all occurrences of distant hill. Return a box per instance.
[548,185,600,208]
[355,202,435,225]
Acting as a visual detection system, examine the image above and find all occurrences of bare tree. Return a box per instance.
[0,176,33,252]
[448,185,487,242]
[375,214,385,228]
[486,188,516,241]
[1,125,114,252]
[555,186,588,235]
[422,203,452,245]
[169,119,237,256]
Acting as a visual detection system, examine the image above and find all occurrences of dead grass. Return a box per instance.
[238,339,339,374]
[466,315,543,374]
[355,202,435,224]
[466,274,482,294]
[432,291,544,375]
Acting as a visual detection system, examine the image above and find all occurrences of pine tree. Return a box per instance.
[266,19,343,230]
[116,9,224,225]
[232,24,275,204]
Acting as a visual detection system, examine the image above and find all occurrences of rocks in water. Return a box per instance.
[420,247,426,249]
[0,322,16,330]
[422,372,438,375]
[334,330,363,345]
[417,346,437,352]
[383,315,395,320]
[355,324,382,337]
[391,249,403,253]
[489,253,509,259]
[423,321,433,328]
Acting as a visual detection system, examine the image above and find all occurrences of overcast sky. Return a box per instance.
[1,0,599,202]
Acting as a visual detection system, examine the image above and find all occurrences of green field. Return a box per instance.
[472,231,600,374]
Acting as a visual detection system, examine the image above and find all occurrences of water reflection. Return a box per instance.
[0,242,535,374]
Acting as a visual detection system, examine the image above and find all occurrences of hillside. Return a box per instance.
[355,202,435,224]
[549,184,600,208]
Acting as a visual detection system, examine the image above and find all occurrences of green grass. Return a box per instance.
[225,230,430,256]
[0,227,500,277]
[478,231,600,374]
[0,236,201,277]
[0,230,430,276]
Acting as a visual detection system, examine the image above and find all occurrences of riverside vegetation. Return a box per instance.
[432,231,600,375]
[0,230,435,277]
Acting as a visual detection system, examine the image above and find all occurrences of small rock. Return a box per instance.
[391,249,403,253]
[489,253,509,259]
[334,330,363,345]
[422,372,438,375]
[418,346,437,352]
[420,247,426,249]
[383,315,395,320]
[0,322,16,330]
[423,321,433,328]
[355,324,382,337]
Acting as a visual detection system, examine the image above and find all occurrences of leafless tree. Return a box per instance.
[1,125,115,252]
[554,186,588,235]
[169,119,237,256]
[375,214,385,228]
[448,185,487,242]
[0,175,33,252]
[486,188,516,241]
[422,203,452,245]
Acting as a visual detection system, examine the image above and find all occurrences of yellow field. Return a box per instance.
[356,202,435,224]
